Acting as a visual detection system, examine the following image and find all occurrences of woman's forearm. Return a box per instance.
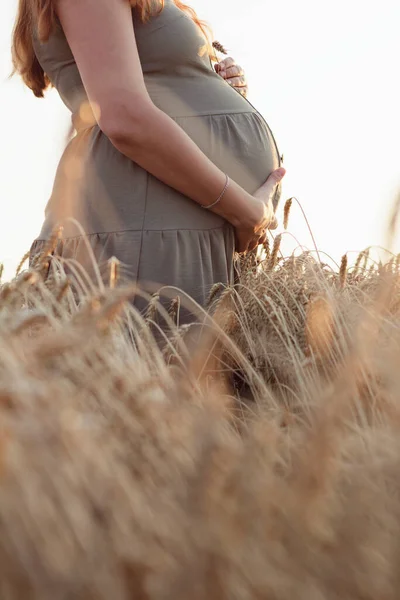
[107,104,262,228]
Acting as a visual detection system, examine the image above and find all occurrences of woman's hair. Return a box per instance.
[11,0,212,98]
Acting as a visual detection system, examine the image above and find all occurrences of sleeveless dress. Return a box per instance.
[30,0,282,319]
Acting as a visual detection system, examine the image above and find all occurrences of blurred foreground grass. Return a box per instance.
[1,217,400,599]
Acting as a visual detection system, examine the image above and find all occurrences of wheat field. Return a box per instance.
[2,202,400,599]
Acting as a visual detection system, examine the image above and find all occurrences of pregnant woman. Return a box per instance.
[12,0,285,323]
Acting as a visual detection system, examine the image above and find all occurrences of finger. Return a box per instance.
[217,57,236,70]
[224,64,244,79]
[258,232,268,245]
[232,85,248,97]
[254,168,286,203]
[248,233,263,253]
[234,233,246,254]
[247,238,259,253]
[227,76,247,88]
[236,242,248,254]
[268,217,278,230]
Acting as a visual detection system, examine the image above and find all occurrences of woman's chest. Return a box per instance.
[133,3,211,76]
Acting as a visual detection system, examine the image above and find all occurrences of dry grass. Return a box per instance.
[2,237,400,599]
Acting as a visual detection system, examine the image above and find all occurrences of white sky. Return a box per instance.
[1,0,400,280]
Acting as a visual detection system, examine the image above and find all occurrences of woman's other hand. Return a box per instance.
[215,57,248,97]
[234,167,286,254]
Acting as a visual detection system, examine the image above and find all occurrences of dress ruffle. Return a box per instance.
[30,224,235,323]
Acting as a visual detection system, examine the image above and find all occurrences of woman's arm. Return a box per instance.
[56,0,268,231]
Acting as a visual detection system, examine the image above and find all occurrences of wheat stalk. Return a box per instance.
[168,296,181,326]
[339,254,348,289]
[108,256,120,289]
[145,292,160,324]
[283,198,293,230]
[56,279,71,303]
[212,40,228,55]
[32,225,64,272]
[353,249,365,277]
[15,250,31,277]
[207,282,225,308]
[267,234,282,271]
[263,237,271,260]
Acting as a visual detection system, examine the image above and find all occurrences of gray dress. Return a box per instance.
[30,0,282,321]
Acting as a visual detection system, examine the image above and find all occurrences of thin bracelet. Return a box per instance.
[202,174,230,209]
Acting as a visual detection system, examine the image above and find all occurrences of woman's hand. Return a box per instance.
[234,167,286,253]
[214,57,248,97]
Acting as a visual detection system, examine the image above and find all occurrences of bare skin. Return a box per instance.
[234,168,284,252]
[215,57,248,98]
[56,0,285,254]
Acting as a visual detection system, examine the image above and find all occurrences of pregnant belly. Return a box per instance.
[145,72,281,191]
[138,110,282,232]
[176,111,281,196]
[146,67,282,189]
